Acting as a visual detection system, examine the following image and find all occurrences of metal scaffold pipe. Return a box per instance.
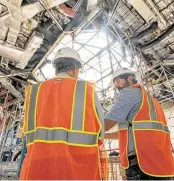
[0,73,29,78]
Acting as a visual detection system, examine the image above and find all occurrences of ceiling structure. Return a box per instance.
[0,0,173,111]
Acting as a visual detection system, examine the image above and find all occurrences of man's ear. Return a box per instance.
[72,68,76,76]
[76,66,80,75]
[72,67,79,78]
[127,75,133,83]
[127,75,131,81]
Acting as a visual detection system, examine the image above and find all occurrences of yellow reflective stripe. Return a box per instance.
[23,86,31,134]
[138,86,144,112]
[34,83,42,130]
[92,83,102,137]
[25,86,32,133]
[133,121,169,134]
[82,82,87,131]
[27,141,97,147]
[26,128,98,145]
[147,92,157,121]
[126,127,129,169]
[70,80,78,130]
[134,120,167,126]
[27,83,41,132]
[71,81,86,130]
[71,129,98,135]
[26,129,35,134]
[36,126,69,131]
[147,92,152,120]
[134,121,168,129]
[23,88,27,134]
[26,127,98,135]
[134,129,170,134]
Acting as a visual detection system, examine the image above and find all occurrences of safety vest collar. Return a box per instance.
[56,73,71,78]
[54,73,77,80]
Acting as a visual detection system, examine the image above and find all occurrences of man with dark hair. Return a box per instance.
[20,47,107,180]
[105,67,174,180]
[53,48,83,76]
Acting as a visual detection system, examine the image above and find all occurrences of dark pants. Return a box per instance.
[126,156,174,180]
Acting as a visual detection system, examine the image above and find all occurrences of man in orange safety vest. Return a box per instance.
[104,67,174,180]
[20,47,108,180]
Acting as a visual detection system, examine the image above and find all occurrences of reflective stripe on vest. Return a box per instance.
[133,121,170,133]
[26,128,97,145]
[26,80,98,146]
[147,93,157,121]
[27,84,41,132]
[118,122,128,130]
[71,81,87,130]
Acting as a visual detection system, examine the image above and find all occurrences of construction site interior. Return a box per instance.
[0,0,174,180]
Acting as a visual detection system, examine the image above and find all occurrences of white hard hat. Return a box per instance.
[113,67,135,82]
[54,47,82,65]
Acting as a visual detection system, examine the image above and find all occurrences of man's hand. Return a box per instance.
[104,119,117,131]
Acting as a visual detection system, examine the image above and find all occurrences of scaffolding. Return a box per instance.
[106,11,174,107]
[0,97,24,180]
[106,140,126,180]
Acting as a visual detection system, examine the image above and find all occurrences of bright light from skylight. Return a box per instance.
[39,28,134,94]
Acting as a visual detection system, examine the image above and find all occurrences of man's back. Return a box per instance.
[20,77,103,180]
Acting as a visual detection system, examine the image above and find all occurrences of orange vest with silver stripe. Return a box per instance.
[118,84,174,177]
[20,77,108,180]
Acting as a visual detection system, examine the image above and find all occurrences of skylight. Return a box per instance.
[38,28,135,100]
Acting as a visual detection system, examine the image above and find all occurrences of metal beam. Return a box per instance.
[0,72,29,78]
[108,0,121,20]
[84,40,116,65]
[145,0,167,25]
[107,33,114,74]
[83,50,109,73]
[110,51,121,67]
[38,0,63,31]
[74,41,103,49]
[76,31,99,52]
[96,72,112,83]
[163,60,174,66]
[82,60,101,73]
[74,6,103,35]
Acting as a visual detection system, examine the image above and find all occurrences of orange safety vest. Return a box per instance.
[118,84,174,177]
[20,76,108,180]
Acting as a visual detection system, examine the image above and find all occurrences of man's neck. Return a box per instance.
[56,72,71,77]
[56,72,77,79]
